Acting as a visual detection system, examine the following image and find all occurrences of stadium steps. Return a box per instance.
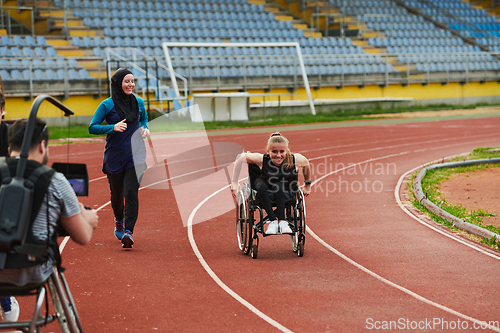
[20,0,100,37]
[14,0,87,35]
[291,0,363,37]
[470,0,500,16]
[262,0,316,37]
[266,0,330,37]
[393,0,493,54]
[2,0,52,35]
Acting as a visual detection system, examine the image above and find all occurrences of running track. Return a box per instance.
[46,114,500,332]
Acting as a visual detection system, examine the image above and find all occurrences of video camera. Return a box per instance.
[51,162,89,196]
[51,162,90,236]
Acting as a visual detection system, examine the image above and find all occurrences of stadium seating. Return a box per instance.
[2,0,499,90]
[67,0,499,80]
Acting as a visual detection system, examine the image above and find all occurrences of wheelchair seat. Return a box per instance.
[247,163,297,206]
[235,163,306,259]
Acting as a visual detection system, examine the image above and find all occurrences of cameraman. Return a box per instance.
[0,117,98,322]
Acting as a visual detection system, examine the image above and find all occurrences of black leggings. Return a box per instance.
[254,176,286,221]
[106,166,144,233]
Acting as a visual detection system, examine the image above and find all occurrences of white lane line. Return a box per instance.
[187,185,294,333]
[59,171,293,331]
[59,201,112,253]
[306,152,500,331]
[306,228,500,332]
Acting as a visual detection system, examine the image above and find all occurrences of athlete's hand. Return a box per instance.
[140,127,150,138]
[114,119,127,132]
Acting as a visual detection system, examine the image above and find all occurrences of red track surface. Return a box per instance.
[44,115,500,332]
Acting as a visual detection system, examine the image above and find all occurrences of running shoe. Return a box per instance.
[266,221,279,234]
[121,230,134,248]
[279,220,293,234]
[0,297,19,322]
[114,218,124,240]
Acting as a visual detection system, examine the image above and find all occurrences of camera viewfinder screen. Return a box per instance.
[68,178,86,196]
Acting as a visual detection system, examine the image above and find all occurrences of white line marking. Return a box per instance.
[187,185,293,333]
[306,228,500,332]
[59,201,112,253]
[306,152,500,331]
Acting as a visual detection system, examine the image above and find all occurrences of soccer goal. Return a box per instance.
[161,42,316,117]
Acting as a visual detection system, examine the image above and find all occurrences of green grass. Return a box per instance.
[408,148,500,250]
[49,125,102,140]
[47,102,500,140]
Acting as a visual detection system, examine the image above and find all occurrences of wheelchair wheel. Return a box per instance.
[250,232,259,259]
[251,244,258,259]
[297,243,304,257]
[291,190,306,256]
[236,189,250,254]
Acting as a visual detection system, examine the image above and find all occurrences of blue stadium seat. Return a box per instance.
[191,67,203,78]
[1,36,13,46]
[0,59,9,70]
[202,67,213,78]
[82,36,94,47]
[219,67,230,78]
[8,59,22,70]
[32,58,44,69]
[0,69,11,81]
[24,36,37,47]
[93,37,104,47]
[12,36,25,46]
[79,68,93,80]
[33,69,45,81]
[153,47,163,57]
[93,47,104,57]
[10,69,25,80]
[103,36,113,47]
[68,69,80,80]
[151,37,162,47]
[46,47,59,57]
[72,36,83,47]
[45,69,58,81]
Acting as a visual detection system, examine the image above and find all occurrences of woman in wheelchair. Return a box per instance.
[231,132,311,235]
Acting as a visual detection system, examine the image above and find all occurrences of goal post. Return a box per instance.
[162,42,316,116]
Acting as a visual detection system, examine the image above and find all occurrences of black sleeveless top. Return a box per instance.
[261,154,298,192]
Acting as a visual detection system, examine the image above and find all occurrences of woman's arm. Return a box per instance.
[138,98,148,129]
[88,101,115,135]
[295,153,311,196]
[230,152,263,193]
[137,98,150,137]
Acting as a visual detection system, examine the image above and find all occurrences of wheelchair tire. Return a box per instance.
[236,190,249,254]
[251,244,258,259]
[291,190,306,255]
[297,242,304,257]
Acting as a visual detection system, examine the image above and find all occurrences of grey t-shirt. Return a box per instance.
[0,172,81,286]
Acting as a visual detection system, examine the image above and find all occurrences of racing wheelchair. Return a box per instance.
[235,164,306,259]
